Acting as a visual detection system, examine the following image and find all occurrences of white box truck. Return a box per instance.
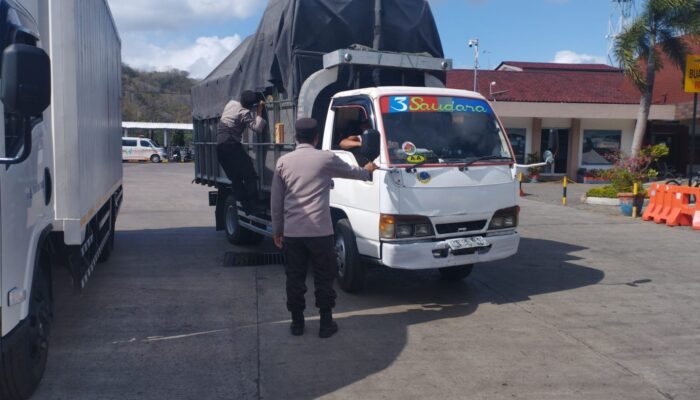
[0,0,122,398]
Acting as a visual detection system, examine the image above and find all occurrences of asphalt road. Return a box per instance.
[33,163,699,400]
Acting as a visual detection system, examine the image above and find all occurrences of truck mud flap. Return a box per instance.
[67,197,114,292]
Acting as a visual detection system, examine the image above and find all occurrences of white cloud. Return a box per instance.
[123,34,242,79]
[108,0,258,32]
[552,50,607,64]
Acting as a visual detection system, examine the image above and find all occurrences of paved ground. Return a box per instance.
[33,163,699,400]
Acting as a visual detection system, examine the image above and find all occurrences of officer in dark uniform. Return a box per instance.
[270,118,377,338]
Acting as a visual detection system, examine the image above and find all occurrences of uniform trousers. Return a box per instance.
[283,235,337,312]
[216,141,258,200]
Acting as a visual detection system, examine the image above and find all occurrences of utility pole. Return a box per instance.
[469,39,479,92]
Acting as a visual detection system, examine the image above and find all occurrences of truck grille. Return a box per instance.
[435,220,487,235]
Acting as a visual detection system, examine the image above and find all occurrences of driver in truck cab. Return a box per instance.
[217,90,267,213]
[271,118,377,338]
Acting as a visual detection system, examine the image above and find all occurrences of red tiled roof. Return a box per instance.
[497,61,621,72]
[464,35,700,106]
[447,69,643,104]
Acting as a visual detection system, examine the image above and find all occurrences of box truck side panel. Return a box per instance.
[48,0,122,245]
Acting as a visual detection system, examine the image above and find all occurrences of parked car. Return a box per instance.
[122,137,167,163]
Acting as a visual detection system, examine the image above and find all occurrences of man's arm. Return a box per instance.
[327,153,377,181]
[243,107,267,134]
[339,135,362,150]
[270,166,285,245]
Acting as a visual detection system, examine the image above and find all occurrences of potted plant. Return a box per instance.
[587,144,669,216]
[526,152,542,183]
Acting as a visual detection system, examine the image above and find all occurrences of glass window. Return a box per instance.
[122,139,137,147]
[582,130,621,165]
[506,128,526,164]
[380,96,512,165]
[140,140,153,148]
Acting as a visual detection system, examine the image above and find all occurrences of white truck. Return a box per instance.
[0,1,122,398]
[192,1,553,292]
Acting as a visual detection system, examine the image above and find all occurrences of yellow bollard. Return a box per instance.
[632,182,639,218]
[562,176,568,206]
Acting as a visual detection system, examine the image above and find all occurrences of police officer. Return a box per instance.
[271,118,377,338]
[217,90,266,212]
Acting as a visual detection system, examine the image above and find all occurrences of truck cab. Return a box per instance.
[324,87,520,290]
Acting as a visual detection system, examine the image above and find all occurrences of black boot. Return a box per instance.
[290,311,305,336]
[319,309,338,338]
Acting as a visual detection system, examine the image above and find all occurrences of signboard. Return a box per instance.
[685,55,700,93]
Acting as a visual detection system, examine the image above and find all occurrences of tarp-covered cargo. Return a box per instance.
[192,0,444,119]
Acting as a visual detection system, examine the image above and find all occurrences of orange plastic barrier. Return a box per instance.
[642,183,664,221]
[643,184,700,230]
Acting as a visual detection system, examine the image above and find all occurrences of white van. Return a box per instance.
[122,137,167,163]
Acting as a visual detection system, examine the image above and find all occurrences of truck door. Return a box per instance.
[327,96,380,242]
[0,11,50,336]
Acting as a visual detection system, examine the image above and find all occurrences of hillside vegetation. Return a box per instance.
[122,65,197,123]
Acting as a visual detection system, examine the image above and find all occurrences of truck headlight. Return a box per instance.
[488,206,520,230]
[380,214,434,239]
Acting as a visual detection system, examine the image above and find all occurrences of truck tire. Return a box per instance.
[334,219,365,293]
[0,259,52,400]
[224,194,263,245]
[150,154,161,163]
[438,264,474,281]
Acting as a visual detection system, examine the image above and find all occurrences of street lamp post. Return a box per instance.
[468,39,479,92]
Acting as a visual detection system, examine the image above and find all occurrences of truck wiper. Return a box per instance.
[460,155,513,170]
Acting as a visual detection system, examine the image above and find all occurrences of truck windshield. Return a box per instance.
[380,96,513,165]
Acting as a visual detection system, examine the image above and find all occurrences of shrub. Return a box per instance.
[586,186,619,198]
[526,153,542,176]
[605,143,669,193]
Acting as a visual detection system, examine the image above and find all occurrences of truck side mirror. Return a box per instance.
[360,129,381,161]
[543,150,555,165]
[1,44,51,116]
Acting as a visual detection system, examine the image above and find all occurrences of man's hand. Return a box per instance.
[273,233,284,249]
[256,102,266,116]
[364,162,379,174]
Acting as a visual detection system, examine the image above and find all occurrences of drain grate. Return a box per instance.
[223,252,285,267]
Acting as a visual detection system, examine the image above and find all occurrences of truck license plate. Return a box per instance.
[446,236,489,250]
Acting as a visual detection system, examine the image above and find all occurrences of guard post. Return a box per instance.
[632,182,639,218]
[562,176,567,206]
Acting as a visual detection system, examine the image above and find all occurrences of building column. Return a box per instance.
[164,129,169,147]
[531,118,542,159]
[568,118,582,181]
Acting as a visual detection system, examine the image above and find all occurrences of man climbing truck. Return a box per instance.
[192,0,552,291]
[0,1,122,398]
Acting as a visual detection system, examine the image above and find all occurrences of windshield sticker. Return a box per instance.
[402,141,417,155]
[407,155,426,164]
[381,96,491,114]
[417,171,432,184]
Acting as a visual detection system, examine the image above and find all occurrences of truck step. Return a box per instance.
[223,252,285,267]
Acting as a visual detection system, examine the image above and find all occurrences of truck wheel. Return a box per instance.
[150,154,161,163]
[438,264,474,281]
[224,194,262,245]
[0,262,52,400]
[334,219,365,293]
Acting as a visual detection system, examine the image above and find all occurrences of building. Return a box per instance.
[447,44,700,180]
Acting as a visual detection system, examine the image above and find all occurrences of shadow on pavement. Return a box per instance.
[259,237,605,399]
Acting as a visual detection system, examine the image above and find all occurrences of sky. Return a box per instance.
[106,0,634,79]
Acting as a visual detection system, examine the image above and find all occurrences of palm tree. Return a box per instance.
[614,0,700,157]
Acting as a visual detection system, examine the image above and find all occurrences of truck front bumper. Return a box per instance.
[380,232,519,270]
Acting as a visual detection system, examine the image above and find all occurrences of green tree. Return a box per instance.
[614,0,700,157]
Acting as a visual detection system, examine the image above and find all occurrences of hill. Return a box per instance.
[122,64,198,123]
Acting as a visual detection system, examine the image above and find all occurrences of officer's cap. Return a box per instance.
[295,118,318,143]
